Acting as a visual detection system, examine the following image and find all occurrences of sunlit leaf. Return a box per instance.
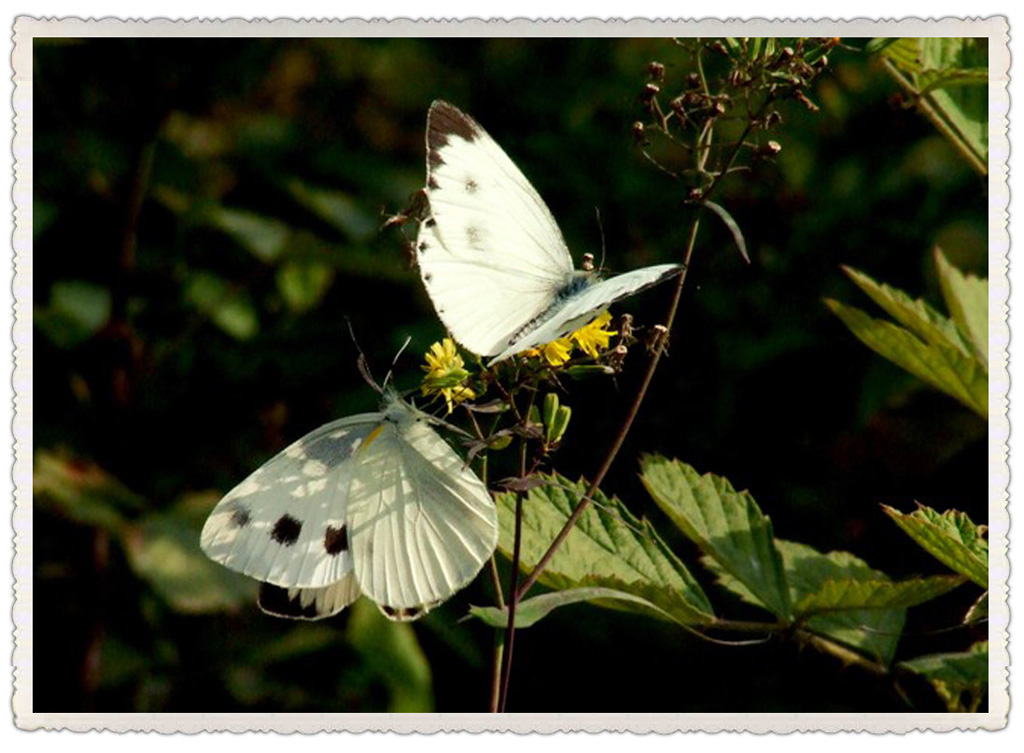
[277,259,335,313]
[826,298,987,417]
[934,248,988,369]
[964,591,988,625]
[286,179,379,241]
[35,280,112,347]
[900,641,988,712]
[122,514,257,613]
[184,271,260,340]
[469,586,679,630]
[347,599,433,712]
[705,541,906,664]
[34,449,146,532]
[882,503,988,587]
[205,206,291,262]
[840,265,971,356]
[495,474,714,626]
[794,575,965,615]
[704,200,750,264]
[640,455,791,620]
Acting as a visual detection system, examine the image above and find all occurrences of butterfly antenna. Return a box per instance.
[594,206,608,274]
[382,335,413,393]
[345,317,384,395]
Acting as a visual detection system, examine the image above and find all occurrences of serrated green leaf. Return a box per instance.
[883,504,988,587]
[276,259,335,313]
[934,248,988,369]
[919,67,989,94]
[900,641,988,712]
[964,591,988,625]
[705,540,906,664]
[123,514,257,613]
[841,266,972,356]
[347,599,433,712]
[872,38,923,74]
[495,473,714,625]
[640,455,791,620]
[795,575,964,615]
[826,298,987,417]
[468,586,678,630]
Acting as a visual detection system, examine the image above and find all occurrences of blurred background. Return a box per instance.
[32,36,987,713]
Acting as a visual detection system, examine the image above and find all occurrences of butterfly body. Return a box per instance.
[417,100,683,365]
[201,392,498,621]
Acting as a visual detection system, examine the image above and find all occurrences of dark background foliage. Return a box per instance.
[33,36,987,712]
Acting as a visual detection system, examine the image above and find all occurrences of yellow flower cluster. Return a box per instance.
[527,311,618,366]
[420,338,476,413]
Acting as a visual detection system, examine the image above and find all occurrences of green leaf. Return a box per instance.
[840,266,972,356]
[35,280,113,347]
[964,591,988,625]
[468,586,680,630]
[286,179,379,241]
[640,455,791,619]
[934,248,988,369]
[184,271,260,340]
[826,298,987,417]
[122,514,257,613]
[705,541,906,664]
[205,206,291,262]
[794,575,965,615]
[494,473,714,626]
[34,450,147,532]
[871,38,923,74]
[347,599,433,712]
[920,38,988,167]
[900,641,988,712]
[882,504,988,587]
[276,259,336,313]
[704,200,750,264]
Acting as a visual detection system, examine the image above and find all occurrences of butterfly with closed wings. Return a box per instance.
[200,390,498,621]
[416,100,683,366]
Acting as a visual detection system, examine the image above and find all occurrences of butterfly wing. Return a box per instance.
[257,575,362,621]
[345,402,499,620]
[200,414,382,590]
[417,100,574,357]
[487,263,684,364]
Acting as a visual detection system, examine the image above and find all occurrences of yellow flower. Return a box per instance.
[526,337,574,366]
[571,311,618,358]
[421,338,476,413]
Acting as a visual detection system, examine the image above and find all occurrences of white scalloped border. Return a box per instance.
[10,15,1010,733]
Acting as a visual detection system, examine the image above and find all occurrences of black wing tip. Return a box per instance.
[427,100,482,145]
[258,583,324,620]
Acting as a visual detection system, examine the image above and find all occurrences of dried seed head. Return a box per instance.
[631,121,646,142]
[647,61,666,80]
[640,82,661,103]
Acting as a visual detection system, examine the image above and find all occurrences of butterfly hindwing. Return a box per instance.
[487,263,684,364]
[346,401,499,614]
[200,414,381,589]
[418,100,574,357]
[257,574,362,621]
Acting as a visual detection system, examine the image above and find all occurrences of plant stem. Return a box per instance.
[489,632,505,713]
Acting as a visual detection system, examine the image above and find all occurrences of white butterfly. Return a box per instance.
[200,391,498,621]
[416,100,682,365]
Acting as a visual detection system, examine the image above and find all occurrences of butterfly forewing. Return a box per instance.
[200,414,381,589]
[346,405,499,614]
[418,100,575,356]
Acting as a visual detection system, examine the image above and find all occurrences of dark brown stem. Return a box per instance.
[497,434,529,712]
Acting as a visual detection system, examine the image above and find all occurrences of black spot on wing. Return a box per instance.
[271,514,302,546]
[229,503,252,528]
[418,241,428,254]
[424,272,433,282]
[258,583,320,620]
[425,218,436,228]
[465,177,479,194]
[428,149,445,170]
[427,176,439,190]
[324,525,349,556]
